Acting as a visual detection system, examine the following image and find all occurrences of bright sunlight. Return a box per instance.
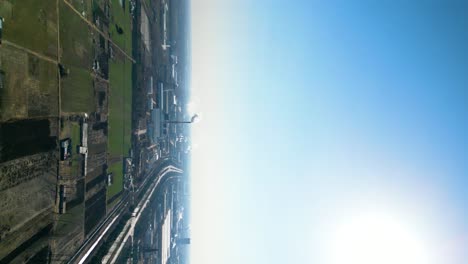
[327,211,435,264]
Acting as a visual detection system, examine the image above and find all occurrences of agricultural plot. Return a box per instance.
[61,66,94,113]
[55,203,84,236]
[59,0,95,114]
[108,58,132,157]
[59,0,93,68]
[107,161,124,199]
[51,203,85,262]
[59,120,82,176]
[0,153,56,259]
[0,0,58,57]
[107,56,132,200]
[0,46,58,121]
[0,1,60,261]
[109,0,133,55]
[0,0,137,260]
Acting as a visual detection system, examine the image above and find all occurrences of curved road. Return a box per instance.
[66,160,182,264]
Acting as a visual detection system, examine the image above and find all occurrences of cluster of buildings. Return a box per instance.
[58,116,89,214]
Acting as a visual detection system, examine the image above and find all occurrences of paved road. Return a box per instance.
[104,167,183,264]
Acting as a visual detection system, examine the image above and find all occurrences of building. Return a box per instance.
[107,173,113,186]
[147,108,161,144]
[176,238,190,245]
[124,157,132,175]
[81,122,88,148]
[161,209,172,264]
[158,82,164,109]
[148,76,153,95]
[81,121,88,175]
[166,90,171,115]
[134,128,147,136]
[0,17,4,44]
[79,146,88,154]
[147,97,154,110]
[60,138,72,160]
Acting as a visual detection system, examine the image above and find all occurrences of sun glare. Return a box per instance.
[327,211,434,264]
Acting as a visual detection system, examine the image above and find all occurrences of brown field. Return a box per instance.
[0,45,58,121]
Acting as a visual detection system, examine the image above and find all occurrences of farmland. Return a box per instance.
[107,56,132,200]
[105,0,134,201]
[0,0,135,262]
[109,0,133,55]
[0,0,58,57]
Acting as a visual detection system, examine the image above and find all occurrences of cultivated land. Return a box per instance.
[0,0,58,57]
[0,1,59,261]
[61,66,95,113]
[0,0,135,262]
[106,0,134,200]
[108,58,133,157]
[59,0,95,114]
[107,161,124,198]
[107,56,133,199]
[109,0,133,55]
[0,46,58,120]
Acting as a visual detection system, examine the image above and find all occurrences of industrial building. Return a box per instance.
[161,209,172,264]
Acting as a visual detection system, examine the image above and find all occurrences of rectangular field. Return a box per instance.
[108,58,132,157]
[59,0,93,68]
[0,46,58,121]
[109,0,133,55]
[59,1,95,114]
[107,55,133,199]
[61,66,95,113]
[0,0,58,57]
[107,161,123,198]
[107,57,132,200]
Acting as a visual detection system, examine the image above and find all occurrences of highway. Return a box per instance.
[66,158,182,264]
[103,167,183,264]
[66,192,129,264]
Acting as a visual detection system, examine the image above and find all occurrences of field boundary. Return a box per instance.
[2,40,58,65]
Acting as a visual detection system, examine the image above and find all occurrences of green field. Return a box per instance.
[61,66,94,113]
[0,0,58,57]
[107,161,124,198]
[0,0,59,121]
[109,0,133,55]
[59,1,93,68]
[106,0,133,201]
[59,1,94,114]
[108,59,132,157]
[107,57,132,200]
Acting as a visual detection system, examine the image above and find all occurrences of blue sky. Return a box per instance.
[191,1,468,263]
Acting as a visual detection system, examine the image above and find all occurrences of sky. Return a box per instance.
[190,1,468,263]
